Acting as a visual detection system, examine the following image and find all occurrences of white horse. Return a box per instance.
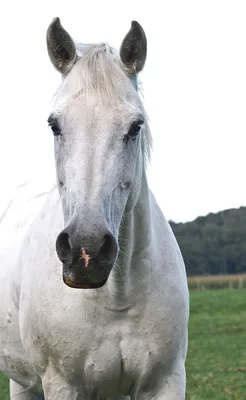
[0,18,189,399]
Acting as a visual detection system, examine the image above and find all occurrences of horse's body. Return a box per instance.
[0,18,189,400]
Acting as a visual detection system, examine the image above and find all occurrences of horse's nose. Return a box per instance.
[55,231,73,264]
[56,228,118,267]
[98,233,118,262]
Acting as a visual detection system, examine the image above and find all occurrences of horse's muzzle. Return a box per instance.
[56,224,118,289]
[62,260,114,289]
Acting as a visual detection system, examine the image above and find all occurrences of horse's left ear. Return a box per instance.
[120,21,147,75]
[46,17,77,74]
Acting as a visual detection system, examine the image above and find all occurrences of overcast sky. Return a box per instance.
[0,1,245,222]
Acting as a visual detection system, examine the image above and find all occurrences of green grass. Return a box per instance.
[0,374,8,399]
[1,289,246,399]
[186,289,246,399]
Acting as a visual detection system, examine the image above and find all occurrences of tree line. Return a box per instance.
[169,206,246,276]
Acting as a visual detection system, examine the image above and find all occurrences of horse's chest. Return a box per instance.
[82,336,125,394]
[43,314,159,396]
[26,289,183,396]
[83,330,148,369]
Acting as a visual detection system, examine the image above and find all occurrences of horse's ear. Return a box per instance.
[120,21,147,75]
[46,17,77,74]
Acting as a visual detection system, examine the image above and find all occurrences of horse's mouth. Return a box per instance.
[62,261,112,289]
[63,273,108,289]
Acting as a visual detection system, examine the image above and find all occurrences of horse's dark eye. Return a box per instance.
[48,115,61,137]
[124,120,144,144]
[128,121,143,138]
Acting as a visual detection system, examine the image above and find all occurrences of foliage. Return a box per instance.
[170,206,246,276]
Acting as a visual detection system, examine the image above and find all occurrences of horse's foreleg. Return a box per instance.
[137,360,186,400]
[10,380,44,400]
[42,371,82,400]
[159,360,186,400]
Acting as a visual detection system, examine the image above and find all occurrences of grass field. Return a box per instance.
[186,289,246,399]
[1,289,246,399]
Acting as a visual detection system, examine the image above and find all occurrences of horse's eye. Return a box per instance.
[128,120,143,138]
[125,120,144,143]
[48,115,61,137]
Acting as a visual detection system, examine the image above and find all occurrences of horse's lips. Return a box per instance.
[63,274,108,289]
[62,262,110,289]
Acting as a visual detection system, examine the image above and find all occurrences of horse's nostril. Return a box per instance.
[56,232,72,263]
[56,227,117,267]
[99,233,117,261]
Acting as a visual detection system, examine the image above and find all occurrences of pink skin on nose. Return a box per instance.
[80,248,91,268]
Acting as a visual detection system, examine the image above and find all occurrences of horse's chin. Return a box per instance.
[62,261,111,289]
[63,274,108,289]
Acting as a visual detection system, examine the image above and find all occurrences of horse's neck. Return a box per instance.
[106,168,152,308]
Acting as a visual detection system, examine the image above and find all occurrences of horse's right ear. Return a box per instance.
[120,21,147,75]
[46,17,77,74]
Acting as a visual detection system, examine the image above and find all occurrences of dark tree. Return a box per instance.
[169,207,246,276]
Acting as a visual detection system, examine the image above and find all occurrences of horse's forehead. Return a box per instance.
[53,67,140,117]
[54,91,141,123]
